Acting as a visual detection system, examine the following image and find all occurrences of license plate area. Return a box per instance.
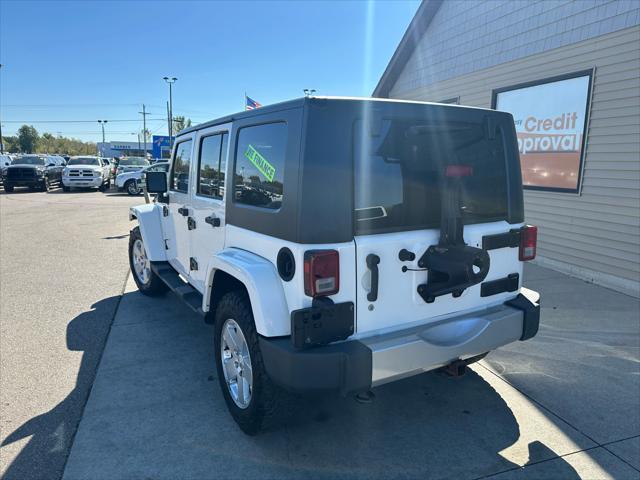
[291,301,354,349]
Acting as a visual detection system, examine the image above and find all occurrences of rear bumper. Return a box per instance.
[260,289,540,395]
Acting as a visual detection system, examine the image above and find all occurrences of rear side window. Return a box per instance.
[354,118,509,234]
[197,133,228,199]
[234,123,286,210]
[171,140,193,193]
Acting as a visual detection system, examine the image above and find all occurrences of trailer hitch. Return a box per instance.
[417,164,490,303]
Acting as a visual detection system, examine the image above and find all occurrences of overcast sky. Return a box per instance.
[0,0,419,142]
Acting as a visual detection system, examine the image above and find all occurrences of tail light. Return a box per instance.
[304,250,339,297]
[519,225,537,261]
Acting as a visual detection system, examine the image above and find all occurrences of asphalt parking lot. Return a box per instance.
[1,187,639,480]
[0,186,141,479]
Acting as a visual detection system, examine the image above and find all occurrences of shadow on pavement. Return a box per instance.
[1,297,119,480]
[57,290,582,480]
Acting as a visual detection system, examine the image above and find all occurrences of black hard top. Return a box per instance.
[179,96,499,136]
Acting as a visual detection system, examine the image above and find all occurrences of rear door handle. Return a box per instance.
[177,206,189,216]
[366,254,380,302]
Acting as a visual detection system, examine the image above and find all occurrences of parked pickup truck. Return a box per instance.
[128,97,540,435]
[62,156,111,191]
[4,154,65,192]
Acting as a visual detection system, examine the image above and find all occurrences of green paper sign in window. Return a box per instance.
[244,144,276,182]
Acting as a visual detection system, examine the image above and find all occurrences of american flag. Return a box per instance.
[245,96,262,111]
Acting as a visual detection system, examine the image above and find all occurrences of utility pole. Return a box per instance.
[138,104,149,158]
[163,76,177,147]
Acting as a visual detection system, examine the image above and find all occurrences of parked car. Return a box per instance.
[116,162,169,195]
[128,97,540,435]
[115,156,149,176]
[61,156,111,192]
[0,154,15,186]
[4,154,65,192]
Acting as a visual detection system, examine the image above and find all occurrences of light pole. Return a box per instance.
[163,76,177,146]
[98,120,108,156]
[0,64,4,153]
[98,120,107,143]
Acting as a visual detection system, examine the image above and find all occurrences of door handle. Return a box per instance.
[366,254,380,302]
[177,206,189,216]
[205,214,221,227]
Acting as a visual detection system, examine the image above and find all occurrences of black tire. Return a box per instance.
[214,291,281,435]
[41,177,50,192]
[125,179,140,196]
[128,226,167,296]
[98,180,106,192]
[4,185,14,193]
[62,185,70,192]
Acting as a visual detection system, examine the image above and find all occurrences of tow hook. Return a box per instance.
[442,359,467,377]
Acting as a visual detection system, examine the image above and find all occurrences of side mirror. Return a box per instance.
[146,171,167,193]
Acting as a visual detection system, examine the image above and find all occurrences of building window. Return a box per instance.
[197,132,228,199]
[492,69,593,193]
[234,122,287,210]
[170,139,193,193]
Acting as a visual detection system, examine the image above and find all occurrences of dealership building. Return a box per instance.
[97,135,172,159]
[375,0,640,296]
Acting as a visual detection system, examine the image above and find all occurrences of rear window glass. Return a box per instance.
[234,122,286,210]
[354,118,509,235]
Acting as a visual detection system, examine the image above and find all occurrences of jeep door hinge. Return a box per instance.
[187,217,197,230]
[162,205,169,217]
[189,257,198,271]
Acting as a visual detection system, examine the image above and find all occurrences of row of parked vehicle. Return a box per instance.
[0,153,168,195]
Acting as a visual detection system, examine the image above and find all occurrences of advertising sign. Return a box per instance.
[152,135,172,159]
[493,70,593,193]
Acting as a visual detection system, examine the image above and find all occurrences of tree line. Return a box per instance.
[2,118,192,156]
[2,125,97,155]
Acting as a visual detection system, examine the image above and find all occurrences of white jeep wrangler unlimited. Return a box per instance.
[128,97,540,435]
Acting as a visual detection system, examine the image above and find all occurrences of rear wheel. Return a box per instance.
[128,226,167,296]
[125,179,141,195]
[214,291,281,435]
[4,185,14,193]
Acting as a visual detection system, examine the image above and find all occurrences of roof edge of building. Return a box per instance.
[372,0,443,99]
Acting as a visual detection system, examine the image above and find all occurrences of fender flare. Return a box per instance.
[204,248,289,337]
[129,204,167,262]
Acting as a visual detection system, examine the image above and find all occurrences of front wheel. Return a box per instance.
[128,226,167,296]
[62,185,70,192]
[4,184,14,193]
[214,291,281,435]
[41,177,50,192]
